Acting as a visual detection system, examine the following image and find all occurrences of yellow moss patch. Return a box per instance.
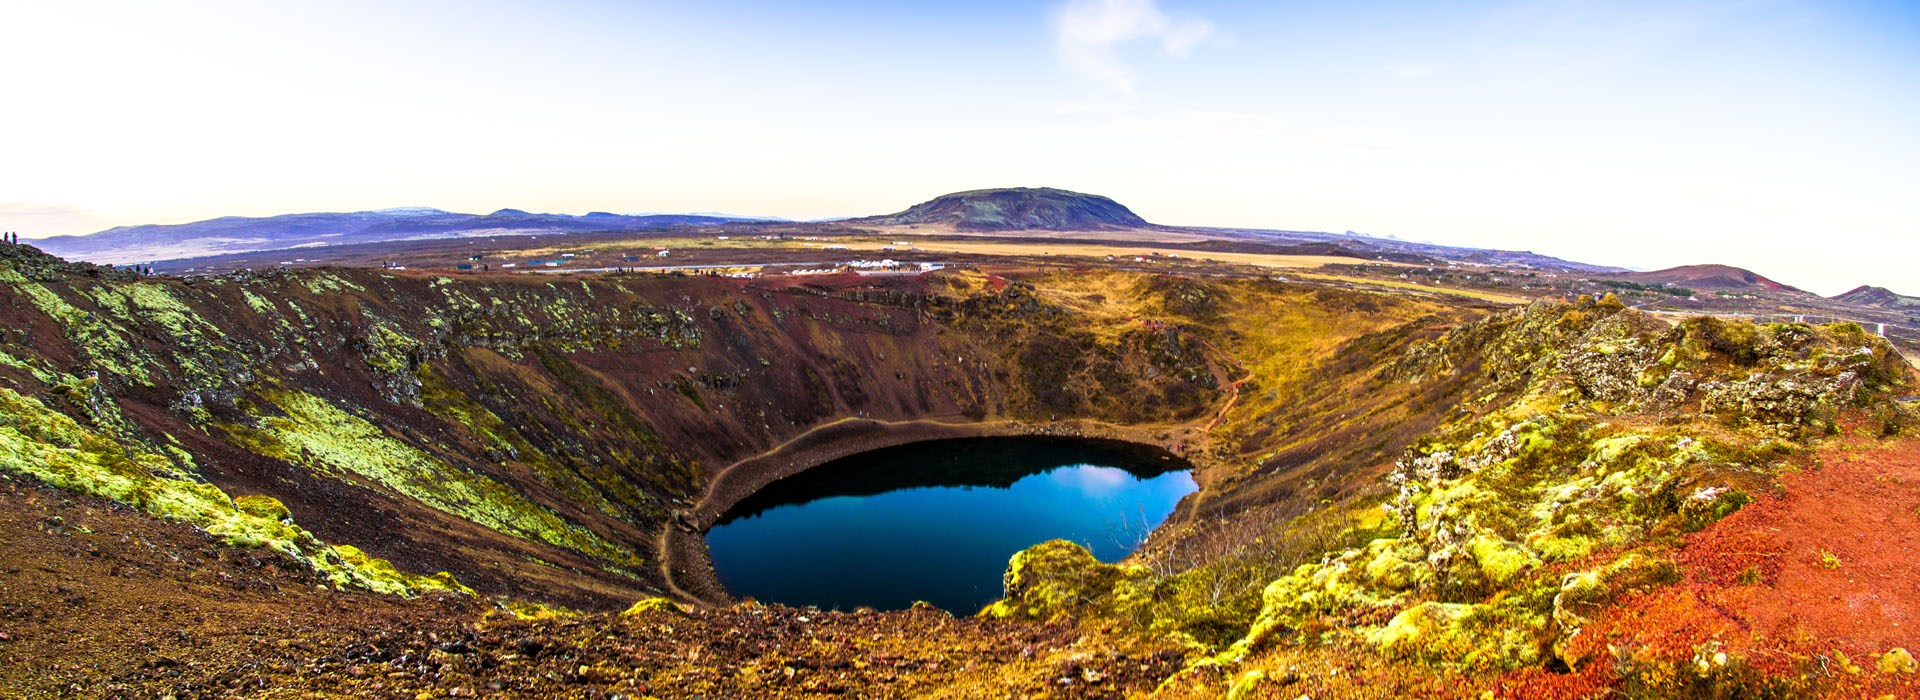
[1370,598,1551,671]
[500,599,581,621]
[1224,669,1268,700]
[620,597,688,617]
[234,494,292,521]
[1879,648,1916,674]
[1467,535,1536,586]
[331,544,476,597]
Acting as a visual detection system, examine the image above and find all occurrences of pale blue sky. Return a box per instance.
[0,0,1914,294]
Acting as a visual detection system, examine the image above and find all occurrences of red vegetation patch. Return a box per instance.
[1681,438,1920,651]
[1492,662,1615,700]
[1540,437,1920,698]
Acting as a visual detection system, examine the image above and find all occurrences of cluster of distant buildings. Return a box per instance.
[790,260,945,277]
[350,233,954,280]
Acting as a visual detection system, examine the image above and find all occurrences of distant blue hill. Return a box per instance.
[33,208,764,264]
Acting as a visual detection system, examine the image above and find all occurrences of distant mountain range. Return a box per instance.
[844,187,1621,272]
[32,208,764,265]
[30,187,1623,273]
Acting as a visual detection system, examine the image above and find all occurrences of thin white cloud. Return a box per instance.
[1055,0,1218,97]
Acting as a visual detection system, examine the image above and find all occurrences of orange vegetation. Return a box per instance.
[1530,435,1920,698]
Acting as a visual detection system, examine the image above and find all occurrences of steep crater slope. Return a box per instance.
[4,241,1443,609]
[6,233,1914,697]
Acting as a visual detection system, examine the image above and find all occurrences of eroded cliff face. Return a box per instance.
[0,243,1275,607]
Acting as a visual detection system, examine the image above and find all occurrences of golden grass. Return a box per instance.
[830,240,1376,271]
[512,235,1390,272]
[1025,271,1169,344]
[1290,272,1528,304]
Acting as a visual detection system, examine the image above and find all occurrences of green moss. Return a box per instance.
[1528,532,1596,562]
[6,273,151,385]
[0,348,58,385]
[222,388,642,567]
[0,385,468,598]
[980,539,1138,620]
[242,289,277,315]
[1224,669,1268,700]
[113,282,233,387]
[1361,538,1431,591]
[1372,602,1475,659]
[1468,535,1536,586]
[500,599,580,620]
[301,272,365,295]
[234,494,293,521]
[1242,554,1399,649]
[1678,486,1752,531]
[330,544,475,596]
[418,369,634,519]
[1370,593,1553,671]
[360,319,423,377]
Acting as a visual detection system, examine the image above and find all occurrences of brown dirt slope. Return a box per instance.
[0,475,1191,699]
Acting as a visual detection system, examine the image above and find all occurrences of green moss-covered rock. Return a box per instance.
[980,539,1136,620]
[1242,551,1401,649]
[234,494,293,521]
[1370,595,1553,670]
[1468,534,1536,586]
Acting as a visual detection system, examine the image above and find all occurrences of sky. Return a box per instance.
[0,0,1915,294]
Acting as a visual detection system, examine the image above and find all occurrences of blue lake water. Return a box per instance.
[705,437,1197,613]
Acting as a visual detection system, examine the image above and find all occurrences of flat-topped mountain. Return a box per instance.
[851,187,1151,232]
[1622,264,1803,293]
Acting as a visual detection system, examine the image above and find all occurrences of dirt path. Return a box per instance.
[1183,331,1249,435]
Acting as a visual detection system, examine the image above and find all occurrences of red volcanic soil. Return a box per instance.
[1548,436,1920,697]
[1679,439,1920,651]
